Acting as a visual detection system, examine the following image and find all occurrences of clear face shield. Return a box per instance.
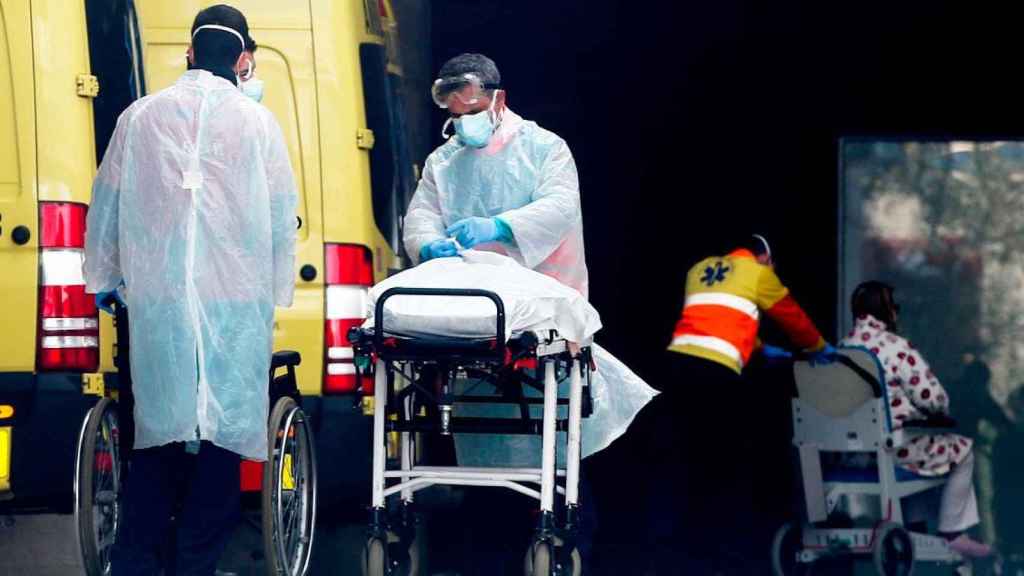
[431,73,501,109]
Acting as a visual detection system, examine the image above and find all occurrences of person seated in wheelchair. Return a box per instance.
[839,281,993,558]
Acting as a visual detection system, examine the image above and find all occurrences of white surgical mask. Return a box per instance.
[240,77,264,102]
[236,60,263,102]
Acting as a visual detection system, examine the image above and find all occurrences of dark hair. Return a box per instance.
[438,53,501,87]
[851,281,898,328]
[190,5,256,69]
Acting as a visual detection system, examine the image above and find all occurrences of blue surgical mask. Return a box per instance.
[454,96,498,148]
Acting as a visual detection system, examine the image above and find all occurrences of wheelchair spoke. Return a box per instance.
[284,431,311,569]
[98,528,117,550]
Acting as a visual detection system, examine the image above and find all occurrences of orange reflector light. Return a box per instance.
[0,406,12,419]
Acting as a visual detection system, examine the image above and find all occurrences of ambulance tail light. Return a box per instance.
[37,202,99,372]
[323,244,374,395]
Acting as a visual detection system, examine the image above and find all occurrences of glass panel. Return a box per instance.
[841,140,1024,412]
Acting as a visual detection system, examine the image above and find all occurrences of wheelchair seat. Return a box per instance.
[821,460,934,484]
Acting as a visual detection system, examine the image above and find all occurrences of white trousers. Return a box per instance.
[938,449,980,534]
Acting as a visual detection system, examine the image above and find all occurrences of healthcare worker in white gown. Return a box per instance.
[403,53,657,568]
[83,6,297,573]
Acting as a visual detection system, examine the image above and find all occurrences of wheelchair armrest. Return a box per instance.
[271,350,302,371]
[902,415,957,430]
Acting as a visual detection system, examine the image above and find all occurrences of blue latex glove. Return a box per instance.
[419,238,458,262]
[760,344,793,361]
[808,343,838,366]
[445,217,508,249]
[95,289,125,315]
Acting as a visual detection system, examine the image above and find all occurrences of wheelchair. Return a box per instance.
[771,346,965,576]
[349,288,594,576]
[74,302,317,576]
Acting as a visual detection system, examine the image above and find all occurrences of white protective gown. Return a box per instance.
[403,108,590,297]
[83,70,298,460]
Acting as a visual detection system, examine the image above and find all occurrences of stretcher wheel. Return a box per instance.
[524,538,580,576]
[525,540,553,576]
[75,398,122,576]
[362,537,389,576]
[873,522,915,576]
[263,397,317,576]
[771,522,810,575]
[387,525,425,576]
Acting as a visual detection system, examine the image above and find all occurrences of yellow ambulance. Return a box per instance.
[0,0,416,523]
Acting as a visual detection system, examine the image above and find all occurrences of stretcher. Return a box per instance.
[351,287,592,576]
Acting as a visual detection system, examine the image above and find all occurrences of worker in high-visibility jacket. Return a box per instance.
[646,234,836,576]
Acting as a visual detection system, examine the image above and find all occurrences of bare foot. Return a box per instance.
[948,533,994,558]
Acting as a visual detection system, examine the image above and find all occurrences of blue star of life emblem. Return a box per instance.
[700,261,730,286]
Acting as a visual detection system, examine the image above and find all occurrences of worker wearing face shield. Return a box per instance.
[403,54,642,573]
[404,53,589,298]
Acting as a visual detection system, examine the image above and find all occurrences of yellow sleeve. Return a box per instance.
[754,265,790,309]
[757,266,826,351]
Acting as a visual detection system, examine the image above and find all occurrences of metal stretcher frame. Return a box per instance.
[351,287,592,574]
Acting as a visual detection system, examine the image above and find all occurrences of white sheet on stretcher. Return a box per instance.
[364,249,602,345]
[363,251,658,463]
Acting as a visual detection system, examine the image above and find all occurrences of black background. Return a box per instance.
[429,0,1024,376]
[426,0,1024,570]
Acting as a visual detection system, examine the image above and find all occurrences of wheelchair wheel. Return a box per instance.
[388,524,425,576]
[772,522,811,576]
[263,397,317,576]
[75,398,122,576]
[873,522,915,576]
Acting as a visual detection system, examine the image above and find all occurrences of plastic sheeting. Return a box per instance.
[363,251,657,464]
[366,249,600,344]
[83,70,298,460]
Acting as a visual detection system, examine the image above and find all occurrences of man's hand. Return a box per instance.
[760,344,793,361]
[808,343,838,366]
[445,217,501,249]
[419,239,458,262]
[95,290,125,315]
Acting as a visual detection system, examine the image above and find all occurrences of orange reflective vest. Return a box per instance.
[668,249,826,374]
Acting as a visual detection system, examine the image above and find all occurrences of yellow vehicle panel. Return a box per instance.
[135,0,312,31]
[311,0,399,279]
[32,0,96,205]
[0,426,10,492]
[32,0,118,373]
[134,0,407,397]
[0,1,38,372]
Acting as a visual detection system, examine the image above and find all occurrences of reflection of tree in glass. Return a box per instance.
[845,141,1024,404]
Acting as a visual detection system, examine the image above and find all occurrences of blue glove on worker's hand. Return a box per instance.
[808,343,838,366]
[760,344,793,361]
[419,238,458,262]
[445,217,506,249]
[95,289,125,315]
